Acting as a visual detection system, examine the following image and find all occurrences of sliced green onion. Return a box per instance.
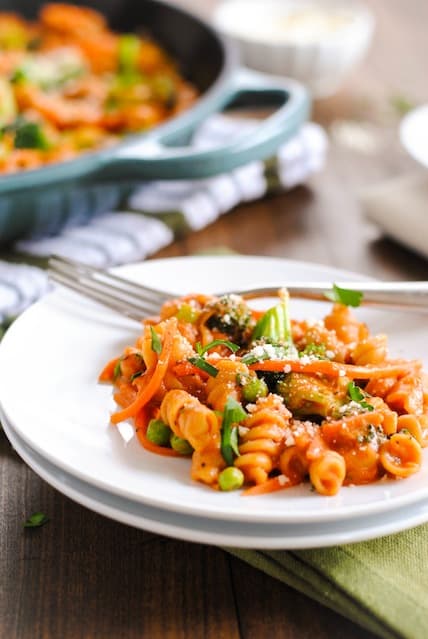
[23,512,49,528]
[113,358,122,379]
[196,339,239,357]
[221,396,247,465]
[150,326,162,355]
[347,381,374,411]
[118,34,141,73]
[188,356,219,377]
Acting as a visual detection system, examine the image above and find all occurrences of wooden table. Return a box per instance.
[1,0,428,637]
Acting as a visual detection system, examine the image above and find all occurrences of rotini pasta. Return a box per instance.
[100,288,427,496]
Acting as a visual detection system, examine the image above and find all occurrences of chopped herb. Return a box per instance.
[24,512,49,528]
[188,356,219,377]
[196,339,239,357]
[10,68,27,84]
[241,352,265,365]
[390,94,415,116]
[130,371,143,381]
[300,343,327,359]
[113,358,122,379]
[229,427,240,457]
[150,326,162,355]
[366,424,377,441]
[347,381,374,412]
[358,423,386,444]
[118,34,141,73]
[221,396,247,465]
[324,284,363,308]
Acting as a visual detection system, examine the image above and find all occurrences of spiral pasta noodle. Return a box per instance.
[206,359,249,412]
[351,334,388,366]
[234,394,291,484]
[160,389,219,452]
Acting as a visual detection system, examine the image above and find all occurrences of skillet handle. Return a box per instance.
[97,69,310,180]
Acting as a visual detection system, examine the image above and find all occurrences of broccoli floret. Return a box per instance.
[277,373,344,418]
[205,295,253,343]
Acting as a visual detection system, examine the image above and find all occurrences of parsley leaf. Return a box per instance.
[221,397,247,465]
[150,326,162,355]
[196,339,239,357]
[23,512,49,528]
[347,381,374,412]
[324,284,363,308]
[188,357,219,377]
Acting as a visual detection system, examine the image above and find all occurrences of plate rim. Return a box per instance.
[1,254,428,525]
[400,103,428,167]
[4,412,428,549]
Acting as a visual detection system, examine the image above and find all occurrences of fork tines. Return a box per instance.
[48,255,172,322]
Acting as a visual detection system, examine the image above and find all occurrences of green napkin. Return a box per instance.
[227,523,428,639]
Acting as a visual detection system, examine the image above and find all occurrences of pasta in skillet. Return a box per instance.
[100,289,428,496]
[0,3,197,172]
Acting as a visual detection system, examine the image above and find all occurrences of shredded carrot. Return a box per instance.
[111,319,176,424]
[135,409,181,458]
[249,359,420,379]
[242,475,295,496]
[98,356,120,382]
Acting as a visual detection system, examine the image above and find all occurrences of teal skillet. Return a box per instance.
[0,0,310,243]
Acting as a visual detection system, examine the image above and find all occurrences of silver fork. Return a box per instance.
[48,255,428,322]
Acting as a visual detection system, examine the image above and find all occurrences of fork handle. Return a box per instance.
[231,282,428,312]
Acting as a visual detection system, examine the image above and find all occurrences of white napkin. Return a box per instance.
[362,172,428,260]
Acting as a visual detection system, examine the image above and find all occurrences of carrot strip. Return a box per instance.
[98,357,120,382]
[135,409,181,458]
[249,359,420,379]
[242,475,295,496]
[111,319,176,424]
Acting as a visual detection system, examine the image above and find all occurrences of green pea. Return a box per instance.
[170,434,193,455]
[218,467,244,491]
[242,376,268,402]
[146,419,172,446]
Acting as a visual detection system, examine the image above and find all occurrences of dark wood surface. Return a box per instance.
[1,0,428,637]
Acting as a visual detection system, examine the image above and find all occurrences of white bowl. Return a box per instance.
[213,0,375,97]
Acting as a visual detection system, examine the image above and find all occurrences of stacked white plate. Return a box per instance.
[1,256,428,549]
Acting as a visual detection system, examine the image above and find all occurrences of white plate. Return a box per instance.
[400,104,428,167]
[4,411,428,549]
[0,256,427,524]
